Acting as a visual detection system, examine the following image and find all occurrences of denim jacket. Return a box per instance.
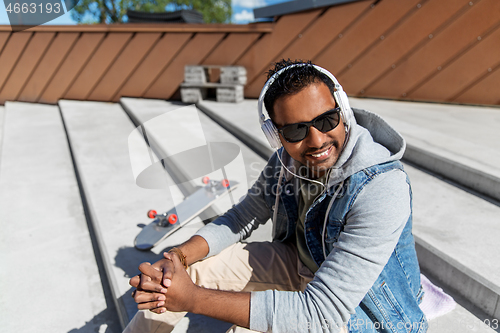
[196,108,427,332]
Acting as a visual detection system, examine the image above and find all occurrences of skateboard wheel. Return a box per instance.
[202,176,210,184]
[167,214,178,224]
[221,179,230,188]
[147,210,157,219]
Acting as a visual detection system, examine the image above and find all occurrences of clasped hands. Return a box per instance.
[130,252,197,314]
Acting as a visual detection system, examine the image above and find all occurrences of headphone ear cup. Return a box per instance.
[334,90,353,128]
[262,119,282,149]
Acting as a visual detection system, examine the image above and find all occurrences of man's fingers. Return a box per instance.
[139,268,167,293]
[160,253,177,288]
[129,275,140,288]
[137,302,166,311]
[139,262,163,282]
[140,271,151,289]
[139,280,168,293]
[139,268,167,292]
[149,307,167,314]
[133,290,166,304]
[134,262,168,292]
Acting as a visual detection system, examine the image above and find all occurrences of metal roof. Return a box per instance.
[254,0,367,19]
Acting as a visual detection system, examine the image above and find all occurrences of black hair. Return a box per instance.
[263,59,336,121]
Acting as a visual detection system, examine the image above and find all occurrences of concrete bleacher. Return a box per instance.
[1,97,498,332]
[349,98,500,203]
[0,102,120,333]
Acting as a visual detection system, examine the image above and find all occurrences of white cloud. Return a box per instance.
[233,9,255,23]
[232,0,267,8]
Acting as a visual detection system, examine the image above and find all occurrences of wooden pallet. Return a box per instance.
[181,65,246,103]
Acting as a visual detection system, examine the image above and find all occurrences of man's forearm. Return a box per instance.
[177,235,210,266]
[190,287,251,329]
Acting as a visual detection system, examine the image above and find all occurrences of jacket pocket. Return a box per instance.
[369,282,415,333]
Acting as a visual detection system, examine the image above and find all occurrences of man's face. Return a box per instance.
[273,82,346,179]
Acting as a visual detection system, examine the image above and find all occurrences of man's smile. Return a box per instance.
[303,141,337,162]
[308,145,332,159]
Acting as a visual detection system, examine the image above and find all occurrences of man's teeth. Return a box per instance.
[311,150,329,158]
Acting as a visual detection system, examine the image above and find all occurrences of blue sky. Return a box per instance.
[231,0,288,23]
[0,0,289,25]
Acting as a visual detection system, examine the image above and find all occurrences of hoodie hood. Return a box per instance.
[280,107,406,187]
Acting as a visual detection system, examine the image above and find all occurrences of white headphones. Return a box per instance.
[258,64,353,149]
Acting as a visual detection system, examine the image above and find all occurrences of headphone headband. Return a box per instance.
[258,63,353,149]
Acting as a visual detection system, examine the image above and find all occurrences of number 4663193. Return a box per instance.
[5,2,61,14]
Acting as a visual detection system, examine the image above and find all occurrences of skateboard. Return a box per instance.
[135,177,239,251]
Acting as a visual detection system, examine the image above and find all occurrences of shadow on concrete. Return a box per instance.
[67,307,122,333]
[115,245,163,279]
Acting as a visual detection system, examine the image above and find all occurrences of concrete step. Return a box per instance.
[428,301,498,333]
[59,100,179,330]
[196,99,500,327]
[349,98,500,203]
[0,102,120,333]
[406,162,500,320]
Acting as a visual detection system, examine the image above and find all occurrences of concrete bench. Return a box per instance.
[0,102,119,332]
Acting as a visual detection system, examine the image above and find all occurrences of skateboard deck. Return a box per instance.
[135,178,239,251]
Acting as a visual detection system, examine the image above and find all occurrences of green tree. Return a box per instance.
[70,0,232,24]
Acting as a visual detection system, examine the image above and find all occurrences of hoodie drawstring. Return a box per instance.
[322,180,344,259]
[272,165,285,239]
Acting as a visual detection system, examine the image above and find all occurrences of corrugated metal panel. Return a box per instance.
[64,33,133,100]
[39,33,106,104]
[366,0,500,99]
[0,32,32,94]
[411,25,500,102]
[88,32,162,101]
[0,32,55,104]
[0,32,10,53]
[0,0,497,106]
[202,33,261,66]
[116,33,192,99]
[144,33,225,99]
[275,1,371,63]
[314,0,421,76]
[338,0,471,94]
[454,66,500,105]
[237,9,323,97]
[19,32,80,103]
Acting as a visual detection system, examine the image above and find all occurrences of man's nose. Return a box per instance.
[304,126,325,148]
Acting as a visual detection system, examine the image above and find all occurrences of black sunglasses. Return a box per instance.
[276,108,341,143]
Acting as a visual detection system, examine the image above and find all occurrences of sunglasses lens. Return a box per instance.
[281,124,308,142]
[314,112,340,132]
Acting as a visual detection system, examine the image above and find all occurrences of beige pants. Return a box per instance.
[124,242,347,333]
